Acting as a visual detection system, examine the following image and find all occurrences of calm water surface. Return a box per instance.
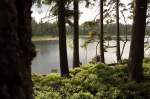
[31,37,143,74]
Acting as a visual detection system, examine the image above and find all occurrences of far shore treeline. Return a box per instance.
[32,19,150,36]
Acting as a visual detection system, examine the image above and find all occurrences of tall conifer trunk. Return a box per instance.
[128,0,147,82]
[0,0,35,98]
[116,0,121,62]
[16,0,36,98]
[73,0,80,68]
[58,0,69,76]
[99,0,105,63]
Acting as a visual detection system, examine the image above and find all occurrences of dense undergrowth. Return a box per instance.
[33,59,150,99]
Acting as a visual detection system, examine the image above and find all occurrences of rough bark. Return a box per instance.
[99,0,105,63]
[128,0,147,82]
[73,0,80,68]
[0,0,35,98]
[16,0,36,98]
[58,0,69,76]
[116,0,121,62]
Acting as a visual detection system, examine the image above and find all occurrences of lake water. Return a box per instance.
[31,37,150,74]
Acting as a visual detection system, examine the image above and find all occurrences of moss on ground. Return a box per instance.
[33,62,150,99]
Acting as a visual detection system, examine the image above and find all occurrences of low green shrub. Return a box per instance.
[33,63,150,99]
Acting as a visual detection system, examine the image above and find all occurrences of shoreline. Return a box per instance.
[32,36,59,42]
[31,35,135,42]
[31,35,89,42]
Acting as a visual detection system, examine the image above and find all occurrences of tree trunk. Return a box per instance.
[16,0,36,98]
[0,0,35,98]
[128,0,147,82]
[58,0,69,77]
[99,0,105,63]
[116,0,121,63]
[73,0,80,68]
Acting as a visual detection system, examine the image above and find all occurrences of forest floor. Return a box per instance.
[33,58,150,99]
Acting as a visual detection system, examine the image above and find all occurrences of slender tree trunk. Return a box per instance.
[73,0,80,68]
[116,0,121,62]
[120,11,128,58]
[99,0,105,63]
[96,41,100,62]
[128,0,147,82]
[16,0,36,98]
[0,0,35,98]
[58,0,69,76]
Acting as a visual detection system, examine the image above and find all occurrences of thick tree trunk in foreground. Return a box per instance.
[73,0,80,68]
[0,1,21,98]
[128,0,147,82]
[0,0,35,98]
[16,0,36,98]
[58,0,69,76]
[99,0,105,63]
[116,0,121,62]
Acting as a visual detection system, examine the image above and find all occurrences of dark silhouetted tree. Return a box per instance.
[0,0,35,98]
[73,0,80,68]
[128,0,147,82]
[16,0,36,98]
[99,0,105,63]
[57,0,70,76]
[116,0,121,62]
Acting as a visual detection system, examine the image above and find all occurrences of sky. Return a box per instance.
[31,0,132,24]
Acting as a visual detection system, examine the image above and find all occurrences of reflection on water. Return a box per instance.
[32,38,131,74]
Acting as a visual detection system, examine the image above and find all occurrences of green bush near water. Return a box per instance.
[33,63,150,99]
